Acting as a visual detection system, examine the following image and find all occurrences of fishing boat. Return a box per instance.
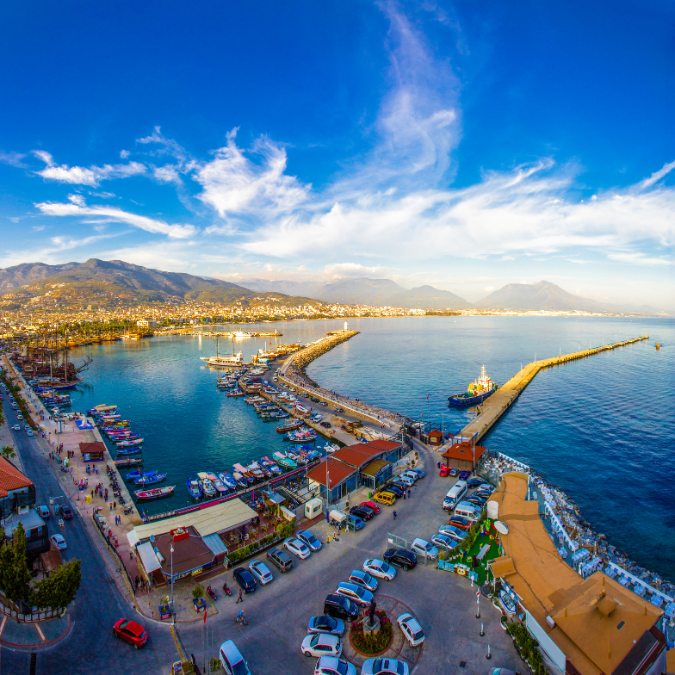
[116,446,142,455]
[134,471,166,486]
[187,474,203,499]
[260,457,282,474]
[448,365,498,406]
[323,443,340,454]
[272,452,297,470]
[117,438,144,447]
[197,472,217,497]
[246,462,266,479]
[276,419,304,433]
[227,391,245,398]
[285,430,316,443]
[135,485,175,500]
[114,457,144,468]
[218,472,238,490]
[295,404,310,415]
[212,476,229,494]
[231,471,248,489]
[125,469,158,482]
[233,463,255,484]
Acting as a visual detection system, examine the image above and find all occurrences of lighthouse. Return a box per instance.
[344,321,348,331]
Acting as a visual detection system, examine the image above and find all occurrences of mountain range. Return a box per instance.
[0,259,324,308]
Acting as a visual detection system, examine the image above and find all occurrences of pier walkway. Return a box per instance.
[454,335,649,445]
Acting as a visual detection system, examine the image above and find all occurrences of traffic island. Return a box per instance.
[349,610,393,656]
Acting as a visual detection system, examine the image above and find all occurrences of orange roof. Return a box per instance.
[428,429,443,438]
[488,472,663,675]
[442,443,486,462]
[0,457,33,498]
[306,458,357,489]
[367,440,402,451]
[79,441,106,455]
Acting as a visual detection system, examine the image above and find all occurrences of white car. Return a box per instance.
[410,538,439,560]
[284,537,311,559]
[26,430,34,437]
[315,656,357,675]
[360,658,409,675]
[248,560,273,585]
[12,424,20,431]
[430,533,458,550]
[301,632,342,658]
[348,569,378,592]
[362,559,396,580]
[50,534,67,550]
[397,612,425,647]
[335,582,373,607]
[438,525,467,542]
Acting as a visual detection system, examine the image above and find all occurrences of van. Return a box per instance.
[219,640,251,675]
[266,547,294,572]
[454,501,481,522]
[442,480,468,511]
[373,492,396,506]
[329,509,348,528]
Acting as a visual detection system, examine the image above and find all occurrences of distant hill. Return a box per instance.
[0,259,324,309]
[240,277,472,310]
[0,262,81,292]
[476,280,659,314]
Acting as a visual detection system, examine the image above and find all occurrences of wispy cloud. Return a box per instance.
[636,160,675,191]
[0,151,27,168]
[33,151,146,187]
[34,197,196,239]
[607,252,672,266]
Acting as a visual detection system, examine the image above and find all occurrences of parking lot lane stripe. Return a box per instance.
[0,614,7,638]
[35,622,46,642]
[170,626,185,662]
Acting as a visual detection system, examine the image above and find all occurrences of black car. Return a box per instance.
[233,567,257,593]
[323,593,359,622]
[56,504,74,520]
[466,495,487,507]
[267,547,294,572]
[466,477,486,489]
[320,421,332,428]
[356,504,375,518]
[349,507,372,522]
[384,484,405,498]
[383,548,417,571]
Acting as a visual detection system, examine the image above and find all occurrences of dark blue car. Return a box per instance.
[233,568,257,593]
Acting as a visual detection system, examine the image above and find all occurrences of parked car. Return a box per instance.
[219,640,251,675]
[397,612,425,647]
[448,515,471,530]
[430,533,458,550]
[307,615,345,636]
[459,470,471,481]
[320,421,332,428]
[346,515,365,531]
[384,484,405,498]
[233,567,257,593]
[467,477,486,488]
[449,468,459,477]
[248,560,273,585]
[335,582,373,607]
[360,501,380,514]
[489,670,518,675]
[50,534,67,550]
[475,485,495,497]
[113,618,148,649]
[323,593,359,622]
[315,655,357,675]
[408,468,425,478]
[56,504,73,520]
[284,537,312,559]
[26,430,34,437]
[12,424,20,431]
[349,507,372,522]
[355,504,375,518]
[439,465,450,477]
[297,529,323,551]
[301,632,342,658]
[360,658,410,675]
[36,505,50,520]
[267,547,294,572]
[372,492,396,506]
[410,538,438,560]
[348,569,378,592]
[362,559,396,580]
[466,495,487,507]
[438,525,468,542]
[383,548,417,571]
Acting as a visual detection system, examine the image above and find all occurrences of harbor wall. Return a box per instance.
[457,335,649,445]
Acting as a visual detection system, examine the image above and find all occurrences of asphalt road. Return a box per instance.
[1,396,175,675]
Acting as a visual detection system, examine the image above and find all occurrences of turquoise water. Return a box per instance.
[69,317,675,580]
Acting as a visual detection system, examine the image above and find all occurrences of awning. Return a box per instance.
[137,541,162,573]
[202,533,228,556]
[126,530,140,547]
[360,459,390,477]
[266,493,285,505]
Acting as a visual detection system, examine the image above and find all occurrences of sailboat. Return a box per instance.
[200,334,244,368]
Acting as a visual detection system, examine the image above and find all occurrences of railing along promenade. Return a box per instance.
[277,330,404,429]
[457,335,649,445]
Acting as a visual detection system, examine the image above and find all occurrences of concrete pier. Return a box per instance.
[457,335,649,445]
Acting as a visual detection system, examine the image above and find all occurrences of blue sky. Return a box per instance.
[1,0,673,308]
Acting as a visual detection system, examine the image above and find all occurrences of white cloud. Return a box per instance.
[120,150,130,159]
[153,165,182,184]
[193,129,310,218]
[324,263,390,278]
[33,151,146,187]
[607,252,671,266]
[34,197,196,239]
[0,151,26,168]
[636,160,675,191]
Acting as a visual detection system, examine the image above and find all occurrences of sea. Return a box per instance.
[68,316,675,581]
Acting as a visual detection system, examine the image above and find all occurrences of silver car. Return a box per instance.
[362,559,396,580]
[397,612,425,647]
[335,582,373,607]
[284,537,311,559]
[248,560,273,585]
[348,569,378,592]
[360,658,409,675]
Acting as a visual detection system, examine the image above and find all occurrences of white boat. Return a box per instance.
[197,472,216,497]
[200,334,245,367]
[233,331,253,339]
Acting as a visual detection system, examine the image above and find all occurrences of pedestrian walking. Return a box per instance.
[393,511,397,520]
[135,575,140,590]
[109,502,113,512]
[236,589,243,603]
[113,500,117,509]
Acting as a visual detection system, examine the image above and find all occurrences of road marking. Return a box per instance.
[35,622,46,641]
[170,625,185,661]
[0,614,7,638]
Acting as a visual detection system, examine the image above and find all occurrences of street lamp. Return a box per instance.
[170,544,175,623]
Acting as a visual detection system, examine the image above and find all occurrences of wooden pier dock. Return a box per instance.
[457,335,649,445]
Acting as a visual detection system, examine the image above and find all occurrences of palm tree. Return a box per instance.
[1,446,16,461]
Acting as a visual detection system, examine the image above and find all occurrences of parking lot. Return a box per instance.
[176,448,524,674]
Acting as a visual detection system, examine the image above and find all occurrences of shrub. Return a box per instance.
[350,610,393,655]
[192,584,204,601]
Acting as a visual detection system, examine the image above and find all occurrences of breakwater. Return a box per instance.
[278,330,405,429]
[457,335,649,444]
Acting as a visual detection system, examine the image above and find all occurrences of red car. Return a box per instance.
[113,618,148,649]
[439,465,450,477]
[360,501,381,515]
[448,516,471,531]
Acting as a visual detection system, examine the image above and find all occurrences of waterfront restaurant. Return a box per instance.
[129,498,257,587]
[78,441,106,463]
[487,473,667,675]
[0,456,36,519]
[442,442,487,472]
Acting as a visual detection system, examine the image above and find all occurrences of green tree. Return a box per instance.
[0,523,32,603]
[1,446,16,461]
[32,559,82,609]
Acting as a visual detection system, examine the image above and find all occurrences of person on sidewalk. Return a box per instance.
[393,511,397,520]
[236,589,243,603]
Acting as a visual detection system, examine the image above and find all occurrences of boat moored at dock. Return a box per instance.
[448,365,498,407]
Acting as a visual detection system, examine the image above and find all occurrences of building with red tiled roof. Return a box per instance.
[441,443,487,471]
[0,456,35,518]
[79,441,106,462]
[332,444,383,469]
[307,457,358,503]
